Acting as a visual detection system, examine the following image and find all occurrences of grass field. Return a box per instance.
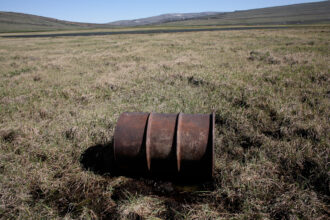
[0,25,329,219]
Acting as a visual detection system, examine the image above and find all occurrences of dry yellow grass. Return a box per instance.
[0,25,329,219]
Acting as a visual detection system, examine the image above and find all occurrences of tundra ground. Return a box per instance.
[0,26,329,219]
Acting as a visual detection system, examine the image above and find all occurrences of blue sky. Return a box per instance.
[0,0,324,23]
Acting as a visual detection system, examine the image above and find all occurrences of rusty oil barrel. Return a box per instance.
[113,112,215,179]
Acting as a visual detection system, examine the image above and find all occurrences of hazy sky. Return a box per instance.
[0,0,324,23]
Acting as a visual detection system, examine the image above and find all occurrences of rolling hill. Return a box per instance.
[0,1,329,32]
[163,1,330,26]
[0,11,219,32]
[0,12,107,32]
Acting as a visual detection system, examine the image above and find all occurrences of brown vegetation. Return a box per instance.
[0,26,329,219]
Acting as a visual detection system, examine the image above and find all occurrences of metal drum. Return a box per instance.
[113,112,214,179]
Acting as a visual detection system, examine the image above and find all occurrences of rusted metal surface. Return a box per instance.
[113,112,149,174]
[177,113,213,179]
[146,113,177,175]
[113,112,214,179]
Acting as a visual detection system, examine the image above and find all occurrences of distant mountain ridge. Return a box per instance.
[107,12,219,26]
[0,1,329,32]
